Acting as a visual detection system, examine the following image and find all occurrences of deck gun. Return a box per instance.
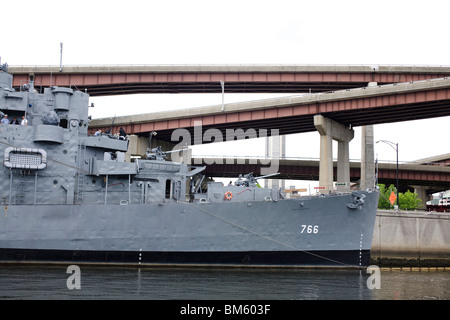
[235,172,280,187]
[144,131,190,161]
[145,146,189,161]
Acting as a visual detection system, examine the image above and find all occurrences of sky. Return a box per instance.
[1,0,449,186]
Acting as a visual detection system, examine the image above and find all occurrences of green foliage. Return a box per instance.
[377,184,397,209]
[399,190,422,210]
[377,184,422,210]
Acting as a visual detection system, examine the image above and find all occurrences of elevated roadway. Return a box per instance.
[89,77,450,143]
[192,156,450,194]
[9,64,450,96]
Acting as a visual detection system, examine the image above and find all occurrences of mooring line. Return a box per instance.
[186,202,352,267]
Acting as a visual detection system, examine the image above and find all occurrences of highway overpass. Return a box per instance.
[9,64,450,96]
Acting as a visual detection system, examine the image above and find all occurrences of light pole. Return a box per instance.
[376,140,399,209]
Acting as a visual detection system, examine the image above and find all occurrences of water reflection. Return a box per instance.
[0,265,448,300]
[373,270,450,300]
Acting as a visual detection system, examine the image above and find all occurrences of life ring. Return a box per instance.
[224,191,233,200]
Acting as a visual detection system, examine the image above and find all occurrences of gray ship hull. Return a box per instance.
[0,191,379,268]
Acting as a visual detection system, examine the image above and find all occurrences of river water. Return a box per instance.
[0,265,448,301]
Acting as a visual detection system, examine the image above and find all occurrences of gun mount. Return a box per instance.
[145,145,189,162]
[235,172,280,187]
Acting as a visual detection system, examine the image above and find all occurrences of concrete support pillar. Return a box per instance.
[411,185,430,210]
[337,140,350,191]
[318,132,334,192]
[314,115,354,193]
[125,135,148,162]
[360,81,378,190]
[360,125,375,190]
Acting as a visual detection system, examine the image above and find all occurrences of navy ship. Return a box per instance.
[0,64,379,268]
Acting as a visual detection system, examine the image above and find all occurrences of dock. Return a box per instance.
[371,210,450,267]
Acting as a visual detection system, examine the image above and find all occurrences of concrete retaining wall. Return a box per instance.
[371,210,450,267]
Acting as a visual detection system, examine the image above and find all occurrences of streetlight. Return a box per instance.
[376,140,399,209]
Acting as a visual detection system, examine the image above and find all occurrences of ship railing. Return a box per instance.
[6,190,157,206]
[7,190,69,205]
[78,190,160,206]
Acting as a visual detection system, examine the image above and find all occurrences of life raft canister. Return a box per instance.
[224,191,233,200]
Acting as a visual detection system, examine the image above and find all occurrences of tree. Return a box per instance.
[377,184,422,210]
[399,190,422,210]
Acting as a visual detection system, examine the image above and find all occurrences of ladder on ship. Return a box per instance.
[14,181,26,205]
[8,170,38,205]
[75,140,86,204]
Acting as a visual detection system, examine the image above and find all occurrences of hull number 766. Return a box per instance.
[300,225,319,234]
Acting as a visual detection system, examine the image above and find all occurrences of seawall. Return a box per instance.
[371,210,450,267]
